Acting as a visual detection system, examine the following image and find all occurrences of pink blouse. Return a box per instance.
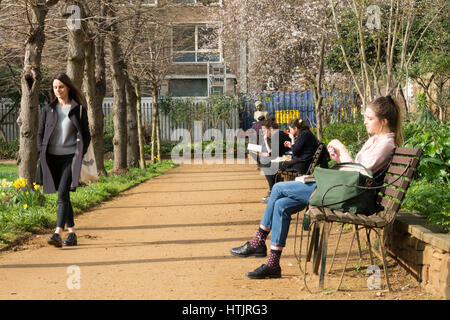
[341,133,396,174]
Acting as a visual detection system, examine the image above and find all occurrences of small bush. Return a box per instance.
[0,139,19,159]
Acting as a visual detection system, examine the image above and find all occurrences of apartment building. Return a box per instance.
[141,0,239,98]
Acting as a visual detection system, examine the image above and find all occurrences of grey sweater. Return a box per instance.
[48,105,77,155]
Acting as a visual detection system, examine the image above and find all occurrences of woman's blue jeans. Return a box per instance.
[260,181,317,247]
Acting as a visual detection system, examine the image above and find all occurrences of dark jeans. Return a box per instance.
[47,153,75,229]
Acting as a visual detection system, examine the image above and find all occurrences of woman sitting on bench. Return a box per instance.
[230,95,404,279]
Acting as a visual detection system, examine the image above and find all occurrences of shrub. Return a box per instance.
[0,139,19,159]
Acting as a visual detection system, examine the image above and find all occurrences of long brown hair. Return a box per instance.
[368,95,404,146]
[49,73,85,106]
[288,118,309,133]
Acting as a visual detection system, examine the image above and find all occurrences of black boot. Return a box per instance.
[47,233,63,248]
[245,264,282,279]
[230,242,267,257]
[63,232,78,246]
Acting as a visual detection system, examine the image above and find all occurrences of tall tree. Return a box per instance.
[17,0,59,184]
[105,0,127,173]
[82,0,107,175]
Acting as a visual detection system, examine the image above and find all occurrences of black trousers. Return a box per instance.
[47,153,75,229]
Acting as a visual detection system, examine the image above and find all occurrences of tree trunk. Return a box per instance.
[126,78,139,168]
[150,86,161,164]
[83,24,107,176]
[313,33,326,141]
[17,0,58,185]
[135,82,146,169]
[65,0,87,91]
[106,3,127,172]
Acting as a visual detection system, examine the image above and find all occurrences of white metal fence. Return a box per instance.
[1,97,241,143]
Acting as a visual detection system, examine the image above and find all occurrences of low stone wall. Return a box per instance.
[386,212,449,299]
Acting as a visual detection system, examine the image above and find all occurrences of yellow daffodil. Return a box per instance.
[23,204,28,210]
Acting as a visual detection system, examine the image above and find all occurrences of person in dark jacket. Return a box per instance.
[37,73,91,248]
[281,118,320,174]
[258,118,291,203]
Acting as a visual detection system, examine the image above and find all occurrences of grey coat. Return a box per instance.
[37,100,91,194]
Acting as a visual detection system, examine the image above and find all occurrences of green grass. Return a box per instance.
[0,164,18,181]
[0,160,178,248]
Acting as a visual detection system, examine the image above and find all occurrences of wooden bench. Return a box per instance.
[277,143,327,182]
[300,147,423,292]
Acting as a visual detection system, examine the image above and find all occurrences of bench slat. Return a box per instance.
[383,187,405,201]
[384,175,409,189]
[391,156,419,167]
[387,165,415,178]
[394,147,423,157]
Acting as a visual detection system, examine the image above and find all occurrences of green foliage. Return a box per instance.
[403,180,450,232]
[0,139,19,159]
[144,142,177,155]
[206,93,241,128]
[159,94,207,126]
[320,118,367,157]
[403,120,449,183]
[103,115,114,153]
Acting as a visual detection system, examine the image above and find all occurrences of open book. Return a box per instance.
[247,143,262,153]
[295,175,315,183]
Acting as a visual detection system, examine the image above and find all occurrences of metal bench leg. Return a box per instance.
[328,223,344,274]
[306,222,318,262]
[318,222,330,290]
[355,225,363,260]
[336,228,356,292]
[377,230,392,291]
[365,228,374,266]
[313,222,325,275]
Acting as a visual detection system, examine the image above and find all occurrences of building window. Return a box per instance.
[168,79,208,97]
[172,24,221,63]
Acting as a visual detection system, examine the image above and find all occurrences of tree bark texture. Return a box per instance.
[106,4,127,172]
[18,0,59,184]
[83,29,107,176]
[64,0,87,91]
[126,78,138,168]
[135,82,146,169]
[150,86,161,164]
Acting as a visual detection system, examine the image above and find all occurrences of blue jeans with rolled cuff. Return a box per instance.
[260,181,317,247]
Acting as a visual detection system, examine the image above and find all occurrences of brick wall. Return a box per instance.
[386,212,450,299]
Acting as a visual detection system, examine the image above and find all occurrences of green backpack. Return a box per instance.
[308,163,381,215]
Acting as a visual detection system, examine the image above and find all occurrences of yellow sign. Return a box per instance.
[275,110,299,124]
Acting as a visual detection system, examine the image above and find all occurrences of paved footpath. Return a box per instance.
[0,162,434,300]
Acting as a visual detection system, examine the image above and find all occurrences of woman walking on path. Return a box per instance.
[230,95,403,279]
[37,73,91,247]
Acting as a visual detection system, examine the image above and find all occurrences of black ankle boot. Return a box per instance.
[47,233,62,248]
[63,232,78,246]
[230,242,267,257]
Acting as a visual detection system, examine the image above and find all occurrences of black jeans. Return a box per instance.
[47,153,75,229]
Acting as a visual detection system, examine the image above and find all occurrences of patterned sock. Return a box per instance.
[266,249,282,268]
[249,227,269,248]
